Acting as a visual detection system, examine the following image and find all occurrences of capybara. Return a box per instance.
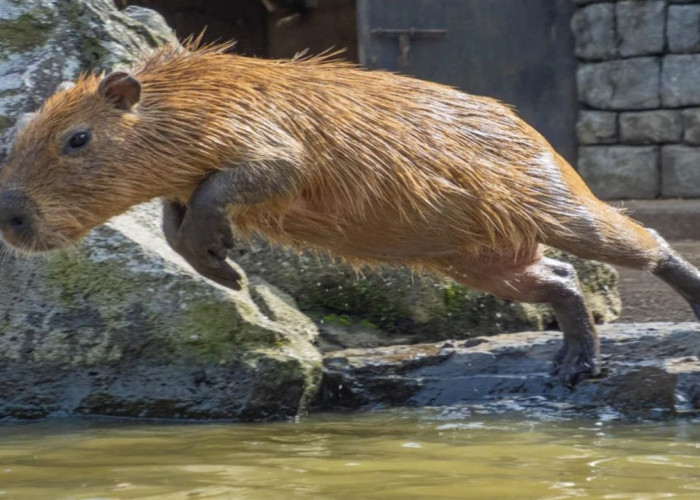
[2,42,700,388]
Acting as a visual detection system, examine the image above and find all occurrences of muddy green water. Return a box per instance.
[1,409,699,500]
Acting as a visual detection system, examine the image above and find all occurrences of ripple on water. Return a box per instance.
[0,408,699,499]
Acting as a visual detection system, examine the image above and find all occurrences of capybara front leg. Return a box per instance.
[436,252,600,388]
[165,159,302,290]
[162,199,242,290]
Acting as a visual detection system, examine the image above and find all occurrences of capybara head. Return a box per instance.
[0,71,167,253]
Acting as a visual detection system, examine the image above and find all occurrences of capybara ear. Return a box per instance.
[97,71,141,111]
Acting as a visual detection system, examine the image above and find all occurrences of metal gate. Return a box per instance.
[357,0,577,164]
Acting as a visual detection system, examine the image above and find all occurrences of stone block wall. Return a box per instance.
[573,1,700,199]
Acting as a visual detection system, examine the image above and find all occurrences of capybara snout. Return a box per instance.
[0,188,35,250]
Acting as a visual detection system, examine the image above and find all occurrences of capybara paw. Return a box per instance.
[195,260,243,291]
[181,239,242,290]
[551,343,601,389]
[182,236,241,290]
[179,211,234,264]
[166,209,241,290]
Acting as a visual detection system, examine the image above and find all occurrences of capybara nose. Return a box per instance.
[0,189,33,246]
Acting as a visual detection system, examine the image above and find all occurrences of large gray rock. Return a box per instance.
[662,55,700,107]
[661,145,700,198]
[616,1,666,57]
[571,3,616,61]
[619,110,682,144]
[0,0,323,420]
[0,202,322,420]
[578,58,660,110]
[576,110,618,145]
[231,237,621,350]
[579,145,660,199]
[0,0,176,163]
[668,4,700,53]
[319,323,700,419]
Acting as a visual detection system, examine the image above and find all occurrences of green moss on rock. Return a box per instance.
[232,237,621,345]
[0,9,55,52]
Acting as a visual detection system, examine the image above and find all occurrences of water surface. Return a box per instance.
[1,408,699,499]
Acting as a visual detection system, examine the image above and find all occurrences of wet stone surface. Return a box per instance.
[317,323,700,419]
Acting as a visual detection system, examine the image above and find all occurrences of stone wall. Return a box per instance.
[573,1,700,199]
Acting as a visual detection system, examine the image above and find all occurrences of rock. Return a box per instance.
[0,0,176,163]
[0,202,322,420]
[578,145,659,199]
[576,111,618,145]
[121,5,173,35]
[661,145,700,198]
[682,108,700,145]
[662,55,700,107]
[230,237,621,350]
[0,0,322,421]
[616,1,666,57]
[619,110,682,145]
[318,323,700,419]
[668,5,700,53]
[571,3,616,61]
[578,58,660,110]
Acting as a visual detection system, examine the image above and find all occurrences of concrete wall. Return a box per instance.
[574,0,700,199]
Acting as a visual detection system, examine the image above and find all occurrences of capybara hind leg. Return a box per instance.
[650,231,700,319]
[553,208,700,320]
[546,199,700,319]
[436,250,600,388]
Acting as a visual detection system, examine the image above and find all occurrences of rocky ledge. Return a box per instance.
[0,0,690,422]
[318,322,700,419]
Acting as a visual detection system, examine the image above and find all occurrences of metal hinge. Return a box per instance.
[371,28,447,70]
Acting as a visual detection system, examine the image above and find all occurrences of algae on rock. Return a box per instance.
[0,202,322,420]
[231,236,621,349]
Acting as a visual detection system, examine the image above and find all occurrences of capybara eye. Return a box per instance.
[65,130,91,153]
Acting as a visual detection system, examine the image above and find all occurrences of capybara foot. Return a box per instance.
[551,341,601,389]
[162,200,242,290]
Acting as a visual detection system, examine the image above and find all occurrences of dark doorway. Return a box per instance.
[120,0,270,56]
[119,0,358,61]
[357,0,578,164]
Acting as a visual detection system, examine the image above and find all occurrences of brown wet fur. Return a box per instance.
[0,41,662,268]
[2,41,698,387]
